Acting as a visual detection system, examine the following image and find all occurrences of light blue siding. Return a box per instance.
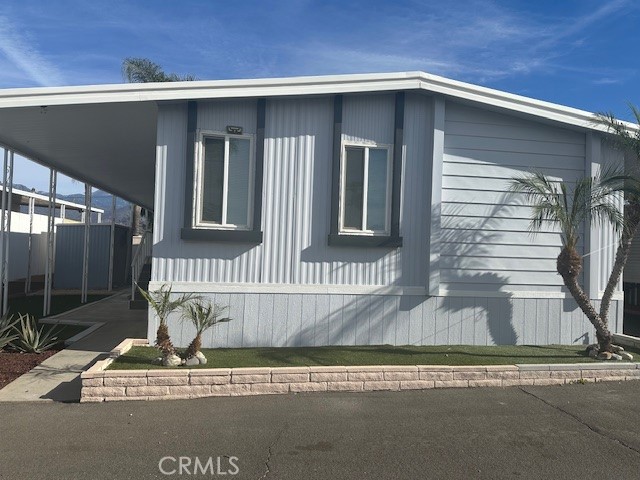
[441,101,587,295]
[151,92,623,349]
[155,292,623,348]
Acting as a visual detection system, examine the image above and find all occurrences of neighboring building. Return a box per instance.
[0,72,631,347]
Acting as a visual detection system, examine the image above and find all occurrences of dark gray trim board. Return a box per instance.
[390,92,404,239]
[182,98,264,244]
[181,228,263,243]
[329,94,343,237]
[328,234,403,248]
[182,101,198,230]
[253,98,266,232]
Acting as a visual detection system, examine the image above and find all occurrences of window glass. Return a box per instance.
[201,137,225,223]
[344,147,365,230]
[226,137,251,226]
[366,148,388,231]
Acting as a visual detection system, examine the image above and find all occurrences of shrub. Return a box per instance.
[11,313,62,354]
[0,314,18,350]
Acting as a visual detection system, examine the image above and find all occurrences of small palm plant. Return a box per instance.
[511,168,624,352]
[180,300,231,360]
[137,284,193,360]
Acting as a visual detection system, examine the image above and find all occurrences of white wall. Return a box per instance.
[153,93,432,288]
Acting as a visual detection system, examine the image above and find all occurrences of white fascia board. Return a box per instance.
[0,71,635,134]
[0,72,423,107]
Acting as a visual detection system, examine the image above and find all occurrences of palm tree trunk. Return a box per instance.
[599,202,640,326]
[185,334,201,359]
[558,247,612,351]
[156,321,175,357]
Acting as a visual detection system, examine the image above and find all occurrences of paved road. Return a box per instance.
[2,381,640,479]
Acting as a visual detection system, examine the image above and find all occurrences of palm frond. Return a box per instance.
[136,283,195,324]
[181,300,231,336]
[510,165,625,250]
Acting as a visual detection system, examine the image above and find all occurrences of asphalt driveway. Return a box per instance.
[1,381,640,479]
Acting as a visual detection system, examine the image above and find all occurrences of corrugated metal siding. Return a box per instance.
[441,101,587,294]
[152,102,263,284]
[152,291,618,348]
[53,224,128,289]
[154,94,430,287]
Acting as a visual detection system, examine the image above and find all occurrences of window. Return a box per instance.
[339,144,392,235]
[194,132,254,230]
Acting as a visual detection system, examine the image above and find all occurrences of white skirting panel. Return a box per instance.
[147,292,623,349]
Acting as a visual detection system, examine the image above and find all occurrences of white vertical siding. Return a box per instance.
[154,94,431,288]
[441,101,587,294]
[152,102,263,283]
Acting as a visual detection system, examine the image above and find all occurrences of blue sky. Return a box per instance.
[0,0,638,194]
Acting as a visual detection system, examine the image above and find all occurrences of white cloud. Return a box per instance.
[275,0,635,83]
[0,16,64,86]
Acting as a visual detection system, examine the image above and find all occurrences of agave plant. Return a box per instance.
[0,313,18,350]
[137,284,194,358]
[181,300,231,359]
[11,313,62,354]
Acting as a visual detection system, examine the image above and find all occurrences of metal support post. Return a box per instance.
[25,196,34,294]
[43,169,56,317]
[108,195,116,291]
[0,149,7,314]
[81,184,91,303]
[1,150,12,315]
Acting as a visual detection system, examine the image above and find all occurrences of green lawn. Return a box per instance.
[7,294,109,320]
[110,344,640,370]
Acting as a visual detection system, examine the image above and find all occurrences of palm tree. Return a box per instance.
[180,300,231,360]
[121,58,197,234]
[596,107,640,331]
[137,284,194,359]
[511,169,624,352]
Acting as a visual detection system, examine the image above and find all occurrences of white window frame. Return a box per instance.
[193,130,255,230]
[338,142,393,236]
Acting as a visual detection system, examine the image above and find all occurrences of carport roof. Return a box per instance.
[0,71,634,211]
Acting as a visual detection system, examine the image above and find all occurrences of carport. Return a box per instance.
[0,84,160,314]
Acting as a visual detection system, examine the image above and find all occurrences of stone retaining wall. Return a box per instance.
[80,339,640,403]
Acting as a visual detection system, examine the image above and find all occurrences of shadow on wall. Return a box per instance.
[427,199,518,346]
[291,200,519,347]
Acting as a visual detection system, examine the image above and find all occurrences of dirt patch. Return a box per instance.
[0,350,60,389]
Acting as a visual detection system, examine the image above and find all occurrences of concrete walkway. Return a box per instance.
[0,292,146,402]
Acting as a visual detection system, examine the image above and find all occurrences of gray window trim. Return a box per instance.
[181,99,265,244]
[328,92,404,248]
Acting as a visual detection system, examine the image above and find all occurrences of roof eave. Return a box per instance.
[0,70,635,134]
